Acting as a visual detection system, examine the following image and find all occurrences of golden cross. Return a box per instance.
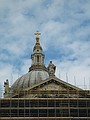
[34,31,41,38]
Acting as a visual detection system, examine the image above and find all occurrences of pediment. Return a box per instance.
[36,82,67,91]
[13,76,83,98]
[25,76,81,92]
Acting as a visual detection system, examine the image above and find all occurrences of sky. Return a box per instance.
[0,0,90,97]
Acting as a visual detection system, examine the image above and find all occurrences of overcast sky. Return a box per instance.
[0,0,90,97]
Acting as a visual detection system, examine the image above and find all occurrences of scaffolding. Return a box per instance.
[0,89,90,120]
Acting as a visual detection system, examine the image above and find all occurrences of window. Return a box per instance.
[37,55,39,62]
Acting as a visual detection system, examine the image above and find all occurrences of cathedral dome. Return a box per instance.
[11,31,49,92]
[4,32,56,98]
[11,70,49,91]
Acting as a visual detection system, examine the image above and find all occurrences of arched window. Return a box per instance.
[37,55,39,62]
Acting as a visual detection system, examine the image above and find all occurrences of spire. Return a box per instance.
[34,31,41,38]
[34,31,41,45]
[33,31,42,52]
[29,31,47,72]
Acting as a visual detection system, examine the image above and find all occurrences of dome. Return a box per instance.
[11,70,49,91]
[4,32,56,98]
[10,32,49,92]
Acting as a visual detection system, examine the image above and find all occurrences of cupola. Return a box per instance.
[29,31,47,72]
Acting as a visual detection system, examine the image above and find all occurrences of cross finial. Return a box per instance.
[34,31,41,38]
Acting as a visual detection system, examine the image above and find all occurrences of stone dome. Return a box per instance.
[11,70,49,91]
[10,32,50,92]
[4,32,56,98]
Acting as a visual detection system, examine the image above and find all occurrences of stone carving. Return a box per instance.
[47,61,56,76]
[4,79,9,94]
